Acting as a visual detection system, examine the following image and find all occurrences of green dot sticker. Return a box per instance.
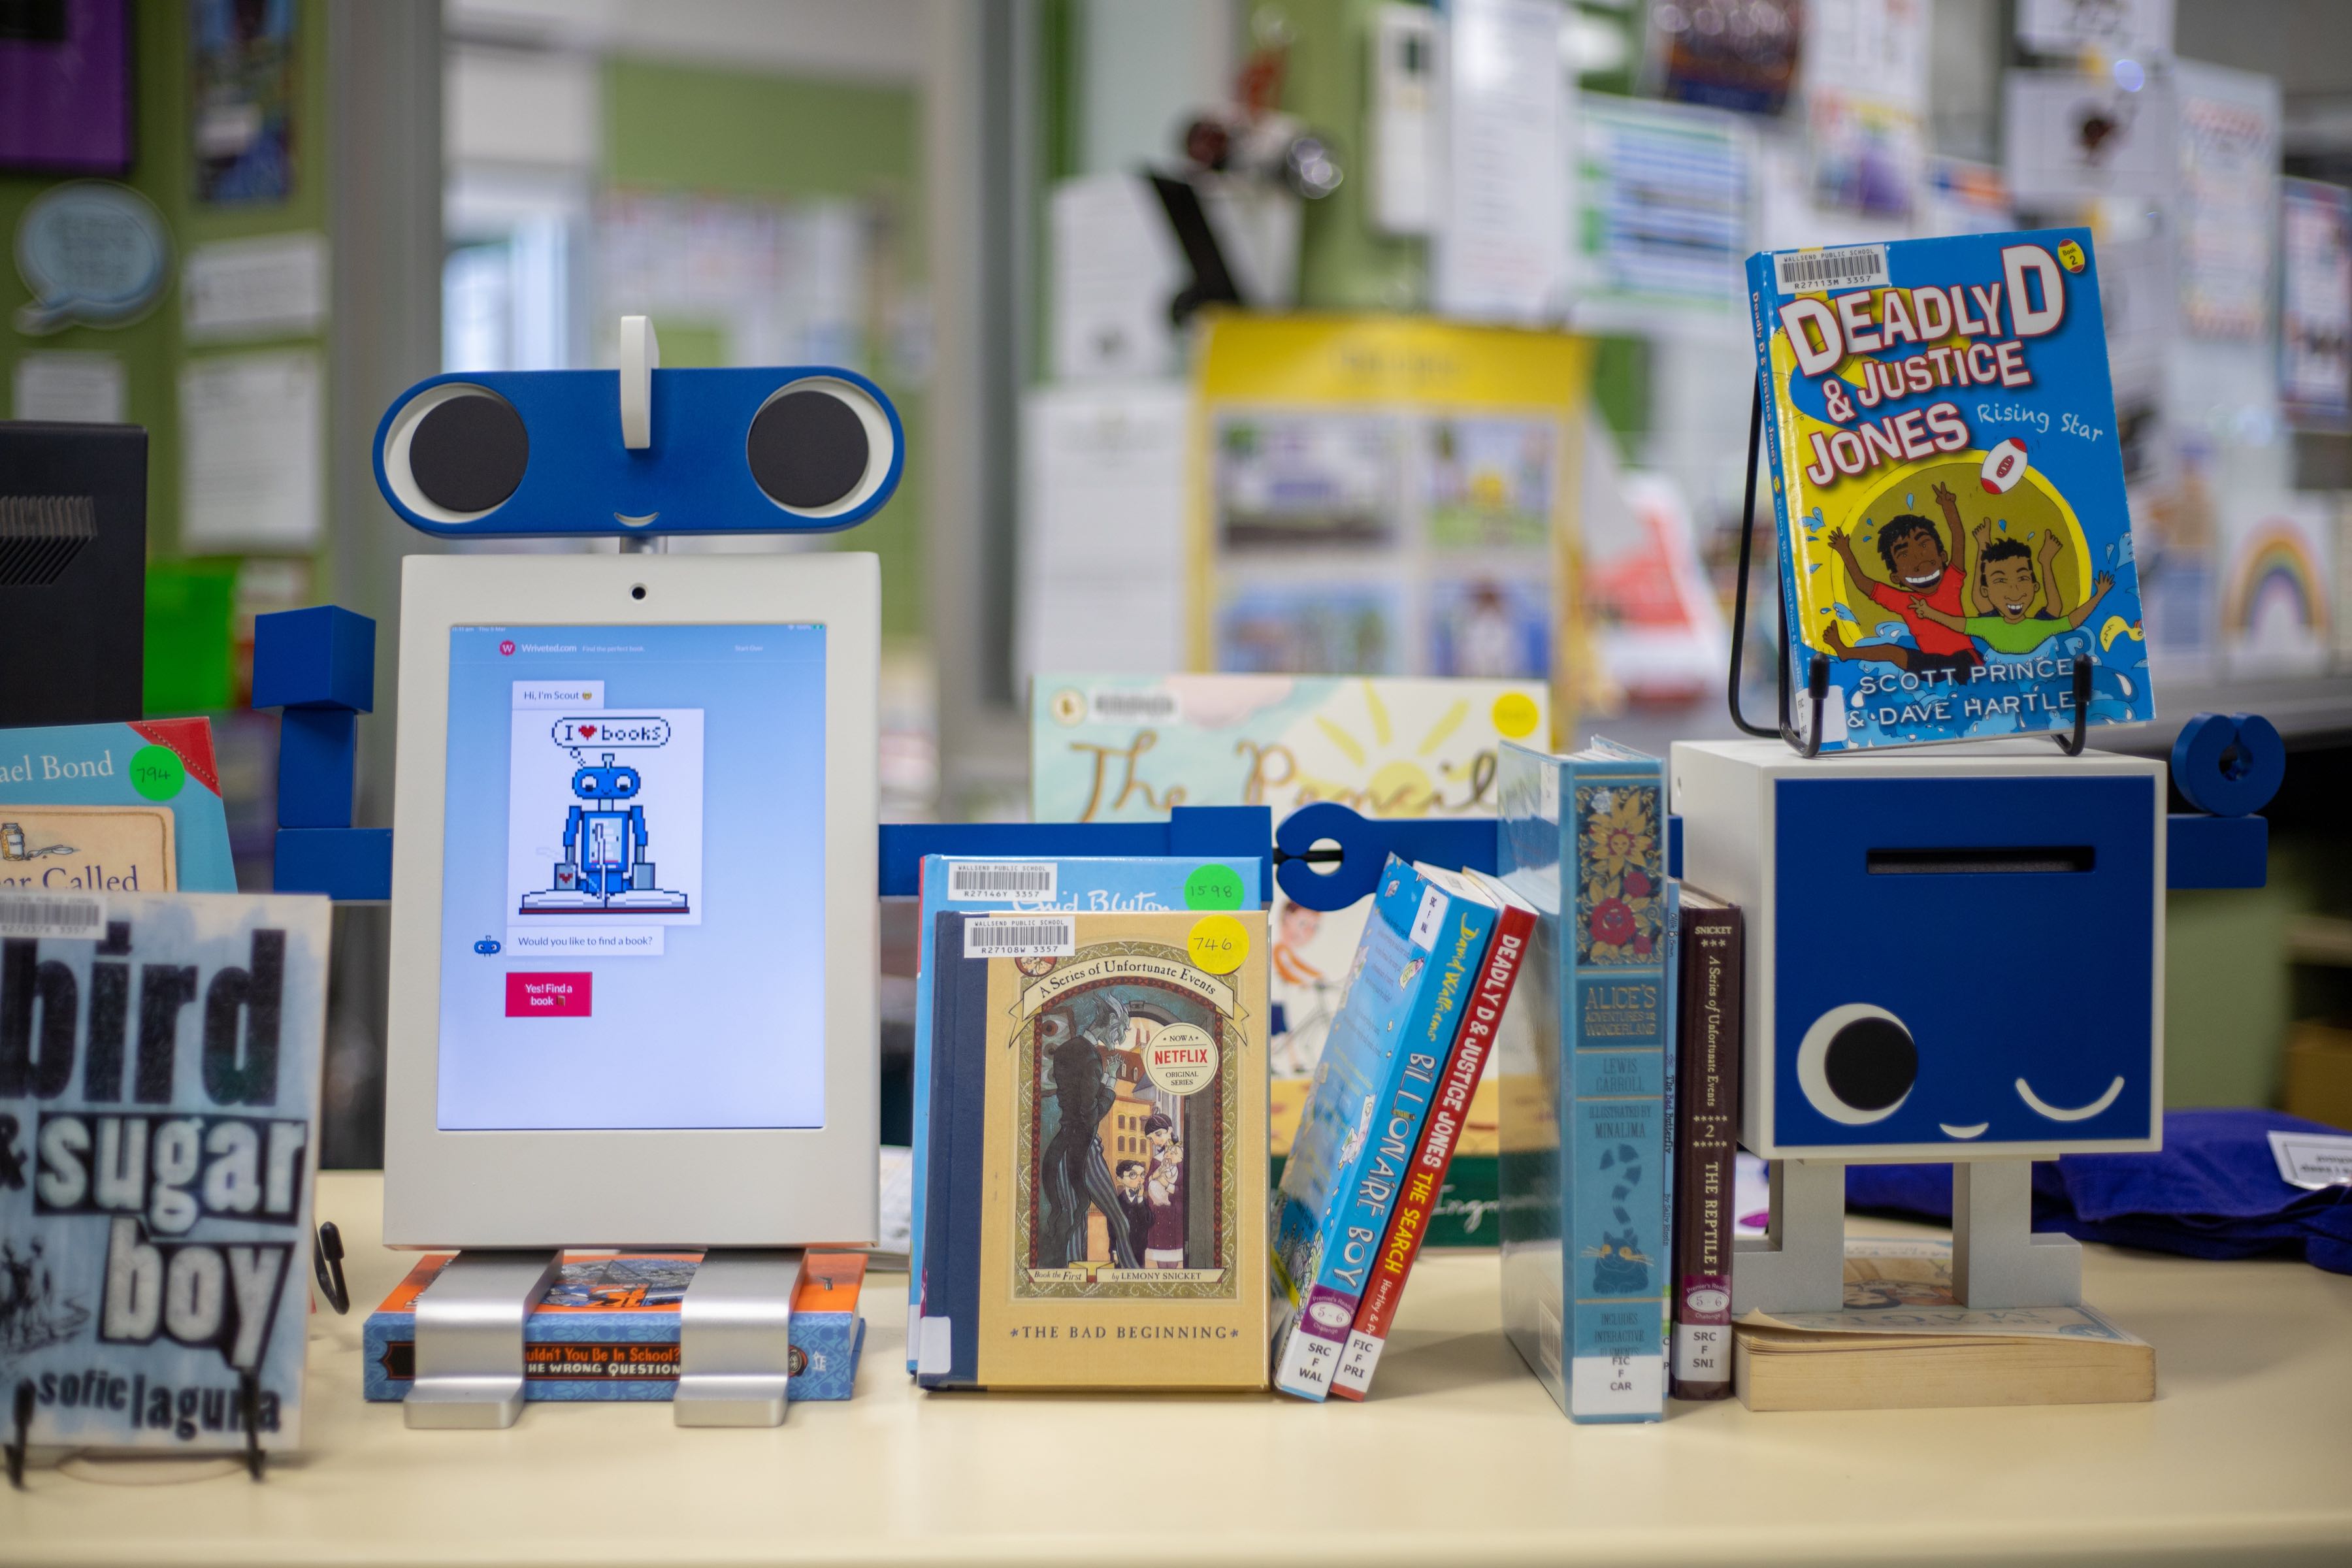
[129,744,185,802]
[1183,863,1245,911]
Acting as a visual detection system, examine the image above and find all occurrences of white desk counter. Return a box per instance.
[10,1170,2352,1567]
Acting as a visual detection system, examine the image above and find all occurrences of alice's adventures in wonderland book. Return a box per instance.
[1,890,330,1451]
[1748,229,2153,751]
[920,909,1268,1390]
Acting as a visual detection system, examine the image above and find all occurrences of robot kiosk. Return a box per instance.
[1674,393,2281,1316]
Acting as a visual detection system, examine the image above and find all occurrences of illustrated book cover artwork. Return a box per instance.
[1330,866,1537,1401]
[1497,738,1676,1422]
[1747,228,2153,750]
[919,908,1269,1390]
[1269,859,1501,1401]
[0,889,331,1451]
[905,852,1262,1371]
[365,1251,869,1403]
[0,719,237,892]
[1029,674,1547,1246]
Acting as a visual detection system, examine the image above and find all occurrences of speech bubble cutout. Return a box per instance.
[13,182,172,335]
[551,715,672,750]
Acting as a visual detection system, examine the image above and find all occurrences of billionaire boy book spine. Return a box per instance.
[906,854,1260,1370]
[1669,892,1742,1399]
[1271,862,1497,1401]
[1747,230,2153,751]
[1497,741,1671,1422]
[1331,878,1533,1400]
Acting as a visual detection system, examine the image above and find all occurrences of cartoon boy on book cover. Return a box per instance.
[1819,482,1981,675]
[1908,525,2115,657]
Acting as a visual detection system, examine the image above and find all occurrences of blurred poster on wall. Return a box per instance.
[1188,314,1591,704]
[1580,440,1730,705]
[1434,0,1571,323]
[598,191,871,369]
[2177,61,2281,342]
[0,0,130,174]
[1801,0,1927,220]
[1571,94,1752,321]
[1049,174,1183,382]
[2219,495,2336,677]
[1645,0,1801,116]
[2280,178,2352,432]
[2015,0,2174,59]
[2005,67,2178,205]
[1918,157,2010,238]
[2136,436,2219,670]
[190,0,296,204]
[1017,382,1190,686]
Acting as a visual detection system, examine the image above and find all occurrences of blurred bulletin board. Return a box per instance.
[1186,314,1593,705]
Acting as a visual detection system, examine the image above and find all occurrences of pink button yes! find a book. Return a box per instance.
[506,971,592,1017]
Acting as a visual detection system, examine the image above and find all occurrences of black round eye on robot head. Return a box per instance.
[743,376,895,519]
[1797,1004,1918,1124]
[382,384,529,523]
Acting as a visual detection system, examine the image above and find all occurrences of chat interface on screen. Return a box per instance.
[437,623,826,1130]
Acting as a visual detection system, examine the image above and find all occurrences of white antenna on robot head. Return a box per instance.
[620,315,660,450]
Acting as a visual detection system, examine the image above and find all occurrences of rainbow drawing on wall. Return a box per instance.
[2221,509,2334,670]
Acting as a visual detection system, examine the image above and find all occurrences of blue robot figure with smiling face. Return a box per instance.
[519,747,690,914]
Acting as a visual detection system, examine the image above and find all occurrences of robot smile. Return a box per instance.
[2016,1075,2125,1122]
[1938,1122,1988,1139]
[614,511,659,527]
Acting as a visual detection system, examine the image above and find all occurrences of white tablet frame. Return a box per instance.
[383,551,878,1248]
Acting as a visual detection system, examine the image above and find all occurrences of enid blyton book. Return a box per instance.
[365,1252,869,1403]
[0,890,330,1452]
[919,909,1268,1390]
[1747,229,2153,751]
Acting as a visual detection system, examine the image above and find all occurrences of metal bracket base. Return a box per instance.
[1731,1158,1846,1315]
[405,1249,561,1429]
[675,1249,802,1428]
[1952,1160,2083,1309]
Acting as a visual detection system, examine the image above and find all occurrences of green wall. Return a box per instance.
[602,57,928,639]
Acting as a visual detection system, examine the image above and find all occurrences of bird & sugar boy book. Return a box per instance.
[1748,228,2153,751]
[0,889,330,1456]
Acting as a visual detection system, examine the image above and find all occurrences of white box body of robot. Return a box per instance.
[1671,738,2164,1166]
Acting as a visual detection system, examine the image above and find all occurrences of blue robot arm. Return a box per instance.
[563,805,582,857]
[630,804,647,852]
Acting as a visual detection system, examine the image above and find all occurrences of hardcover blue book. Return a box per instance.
[1268,857,1498,1401]
[1497,739,1675,1422]
[1748,229,2153,751]
[906,853,1260,1370]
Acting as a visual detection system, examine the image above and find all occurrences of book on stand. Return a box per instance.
[1670,887,1743,1400]
[1748,228,2152,750]
[1497,738,1676,1422]
[1331,868,1536,1400]
[905,853,1260,1371]
[918,908,1269,1390]
[1269,858,1500,1401]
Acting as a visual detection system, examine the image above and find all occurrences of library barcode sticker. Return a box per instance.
[946,861,1058,902]
[1772,244,1888,293]
[0,893,106,939]
[964,915,1076,958]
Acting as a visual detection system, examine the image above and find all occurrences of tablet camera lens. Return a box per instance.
[631,585,646,600]
[408,393,528,515]
[747,389,870,511]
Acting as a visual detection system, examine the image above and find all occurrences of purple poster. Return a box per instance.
[0,0,132,175]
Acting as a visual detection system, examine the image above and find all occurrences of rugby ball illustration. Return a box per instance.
[1981,438,2029,494]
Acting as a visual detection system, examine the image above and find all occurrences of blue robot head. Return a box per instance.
[572,753,642,802]
[371,318,903,540]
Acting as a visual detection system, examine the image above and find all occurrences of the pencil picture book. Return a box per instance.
[0,719,237,890]
[1269,858,1500,1401]
[919,909,1269,1390]
[1747,229,2154,751]
[1497,738,1675,1422]
[905,853,1262,1371]
[1331,866,1536,1401]
[0,889,331,1452]
[364,1252,870,1403]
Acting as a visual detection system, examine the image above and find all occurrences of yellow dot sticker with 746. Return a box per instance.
[1186,914,1249,975]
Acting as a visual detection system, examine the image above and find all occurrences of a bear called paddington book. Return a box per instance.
[1748,229,2152,751]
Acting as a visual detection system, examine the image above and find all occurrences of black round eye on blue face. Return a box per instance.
[747,389,869,511]
[410,393,529,514]
[1823,1015,1916,1112]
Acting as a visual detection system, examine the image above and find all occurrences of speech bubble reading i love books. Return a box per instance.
[1748,229,2153,751]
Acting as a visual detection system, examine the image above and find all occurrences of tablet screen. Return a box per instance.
[434,623,826,1130]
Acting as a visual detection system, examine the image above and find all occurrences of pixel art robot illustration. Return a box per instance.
[519,731,690,915]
